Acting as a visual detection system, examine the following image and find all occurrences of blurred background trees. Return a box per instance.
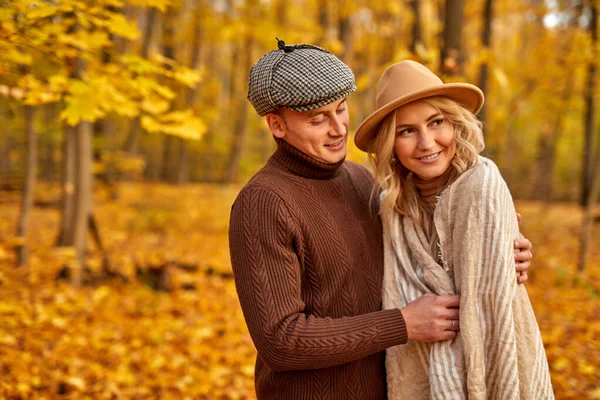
[1,0,599,272]
[1,1,599,397]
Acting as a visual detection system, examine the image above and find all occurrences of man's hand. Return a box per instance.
[514,236,532,283]
[400,293,460,342]
[515,213,533,284]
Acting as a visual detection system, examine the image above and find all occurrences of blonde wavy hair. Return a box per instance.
[368,96,485,227]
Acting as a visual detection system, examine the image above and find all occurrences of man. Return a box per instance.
[228,39,532,399]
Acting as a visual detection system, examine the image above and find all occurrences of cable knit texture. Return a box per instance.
[229,138,408,400]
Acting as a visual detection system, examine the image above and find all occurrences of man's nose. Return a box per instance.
[329,114,346,136]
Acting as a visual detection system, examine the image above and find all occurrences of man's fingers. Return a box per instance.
[402,294,463,342]
[437,295,460,308]
[514,236,533,285]
[514,238,532,251]
[514,250,533,262]
[516,261,530,272]
[517,271,528,284]
[447,319,460,331]
[441,331,457,341]
[443,308,460,320]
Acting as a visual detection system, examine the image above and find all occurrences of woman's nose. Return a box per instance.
[417,129,435,149]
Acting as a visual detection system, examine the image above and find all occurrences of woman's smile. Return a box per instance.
[417,151,442,162]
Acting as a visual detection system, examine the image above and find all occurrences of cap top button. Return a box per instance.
[276,37,295,53]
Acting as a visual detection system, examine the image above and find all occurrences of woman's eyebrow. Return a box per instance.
[396,113,442,128]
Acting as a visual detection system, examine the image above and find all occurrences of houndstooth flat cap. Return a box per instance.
[247,39,356,116]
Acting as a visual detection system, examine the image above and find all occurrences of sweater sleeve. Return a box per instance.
[449,161,527,398]
[229,187,407,372]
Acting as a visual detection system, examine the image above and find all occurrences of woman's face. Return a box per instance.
[393,100,456,181]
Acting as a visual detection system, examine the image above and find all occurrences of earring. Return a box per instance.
[390,157,397,165]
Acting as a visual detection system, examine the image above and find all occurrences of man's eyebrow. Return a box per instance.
[396,113,441,128]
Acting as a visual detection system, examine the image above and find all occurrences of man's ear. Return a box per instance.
[266,113,286,139]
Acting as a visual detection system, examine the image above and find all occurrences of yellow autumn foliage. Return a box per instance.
[0,183,599,399]
[0,0,206,141]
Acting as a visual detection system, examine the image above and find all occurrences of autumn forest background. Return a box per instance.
[1,0,600,398]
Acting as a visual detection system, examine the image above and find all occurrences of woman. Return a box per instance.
[354,61,553,399]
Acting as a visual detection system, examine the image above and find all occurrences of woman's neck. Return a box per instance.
[412,167,458,208]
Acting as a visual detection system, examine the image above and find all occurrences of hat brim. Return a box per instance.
[354,84,484,152]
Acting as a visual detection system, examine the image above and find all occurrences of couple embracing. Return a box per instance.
[228,39,553,399]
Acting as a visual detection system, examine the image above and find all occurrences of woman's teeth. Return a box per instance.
[420,152,440,160]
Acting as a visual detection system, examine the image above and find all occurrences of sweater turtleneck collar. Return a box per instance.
[412,166,458,209]
[271,138,345,180]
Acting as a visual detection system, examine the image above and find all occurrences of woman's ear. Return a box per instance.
[266,113,286,139]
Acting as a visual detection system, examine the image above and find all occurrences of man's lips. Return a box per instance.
[325,139,345,148]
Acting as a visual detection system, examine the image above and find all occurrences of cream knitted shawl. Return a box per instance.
[382,157,554,399]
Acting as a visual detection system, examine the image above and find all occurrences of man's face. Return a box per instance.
[267,98,349,164]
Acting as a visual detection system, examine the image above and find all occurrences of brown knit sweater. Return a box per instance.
[229,139,408,400]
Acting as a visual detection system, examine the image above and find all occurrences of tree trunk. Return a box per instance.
[440,0,464,76]
[161,134,175,182]
[409,0,424,57]
[41,104,58,181]
[2,135,13,179]
[223,36,253,184]
[477,0,494,126]
[125,117,142,155]
[0,99,9,177]
[582,2,598,206]
[56,124,76,247]
[275,0,287,26]
[175,138,188,184]
[533,63,574,202]
[71,120,93,287]
[175,0,203,185]
[200,44,218,182]
[124,7,158,154]
[579,135,600,272]
[533,130,558,202]
[500,2,543,190]
[160,6,177,183]
[96,3,120,195]
[532,10,578,202]
[578,0,599,272]
[15,105,36,267]
[57,49,93,287]
[318,0,329,46]
[99,116,119,199]
[338,14,353,63]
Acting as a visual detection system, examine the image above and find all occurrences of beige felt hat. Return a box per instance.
[354,60,484,151]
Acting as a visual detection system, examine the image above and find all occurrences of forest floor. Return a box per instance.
[0,183,599,399]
